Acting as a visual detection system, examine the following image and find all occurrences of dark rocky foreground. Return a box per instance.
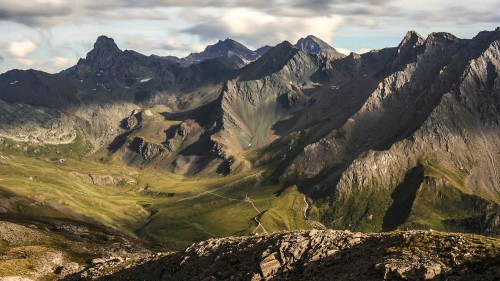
[67,230,499,280]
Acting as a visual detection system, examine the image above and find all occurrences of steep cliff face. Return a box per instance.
[211,43,329,152]
[277,29,500,234]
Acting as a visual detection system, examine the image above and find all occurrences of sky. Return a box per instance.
[0,0,499,73]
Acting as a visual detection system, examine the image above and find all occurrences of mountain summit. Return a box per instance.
[295,35,345,59]
[84,36,122,68]
[170,38,267,67]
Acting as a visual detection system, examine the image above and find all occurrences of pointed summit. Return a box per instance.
[384,30,426,72]
[95,36,120,50]
[89,36,121,57]
[84,35,122,69]
[295,35,345,59]
[238,40,299,81]
[398,31,425,50]
[207,38,250,52]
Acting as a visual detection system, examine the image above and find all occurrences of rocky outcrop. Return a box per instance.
[0,219,155,281]
[88,174,137,186]
[68,230,500,281]
[128,137,166,160]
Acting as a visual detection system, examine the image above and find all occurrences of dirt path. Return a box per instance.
[175,172,263,203]
[303,195,310,219]
[245,195,269,235]
[175,171,269,234]
[303,195,327,230]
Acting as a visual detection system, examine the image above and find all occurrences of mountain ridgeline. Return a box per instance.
[0,28,499,243]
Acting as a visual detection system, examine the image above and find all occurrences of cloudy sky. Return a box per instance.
[0,0,498,73]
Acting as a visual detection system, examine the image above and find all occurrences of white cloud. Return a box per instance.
[185,8,344,47]
[8,40,38,58]
[356,48,371,54]
[52,56,74,67]
[336,48,351,55]
[188,43,206,52]
[16,58,35,67]
[165,38,187,50]
[335,47,371,55]
[0,0,498,73]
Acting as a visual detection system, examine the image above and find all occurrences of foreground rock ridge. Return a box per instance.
[67,230,499,280]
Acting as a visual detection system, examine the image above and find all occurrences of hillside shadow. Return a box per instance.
[382,164,424,231]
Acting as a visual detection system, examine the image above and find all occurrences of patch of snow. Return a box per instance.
[140,77,153,83]
[9,81,18,85]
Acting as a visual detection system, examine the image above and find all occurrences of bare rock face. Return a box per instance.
[212,44,324,152]
[56,262,84,278]
[281,28,500,234]
[68,230,500,281]
[0,101,76,144]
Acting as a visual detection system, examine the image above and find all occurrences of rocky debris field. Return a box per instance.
[67,230,499,280]
[0,220,156,280]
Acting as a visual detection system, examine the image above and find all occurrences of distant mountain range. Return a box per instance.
[163,38,272,67]
[161,35,345,67]
[0,27,499,254]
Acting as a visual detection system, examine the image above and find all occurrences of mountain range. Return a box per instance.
[0,28,499,279]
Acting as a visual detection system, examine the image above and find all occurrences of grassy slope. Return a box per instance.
[0,138,308,247]
[319,155,499,235]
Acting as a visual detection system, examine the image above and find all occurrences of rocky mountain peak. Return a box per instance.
[90,36,121,56]
[208,38,249,52]
[175,38,259,67]
[398,30,425,49]
[237,40,300,80]
[83,35,122,68]
[255,45,272,56]
[295,35,345,59]
[246,40,296,65]
[425,32,458,45]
